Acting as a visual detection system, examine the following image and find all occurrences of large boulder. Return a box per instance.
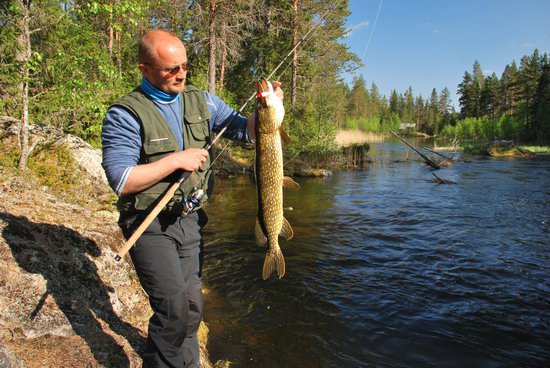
[56,135,109,186]
[486,140,527,157]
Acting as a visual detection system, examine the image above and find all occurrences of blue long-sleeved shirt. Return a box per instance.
[102,89,251,195]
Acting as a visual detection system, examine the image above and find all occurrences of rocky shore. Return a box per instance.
[0,133,217,367]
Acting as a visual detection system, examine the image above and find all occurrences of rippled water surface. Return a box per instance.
[201,140,550,368]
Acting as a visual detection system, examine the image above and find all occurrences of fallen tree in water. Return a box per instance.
[428,173,457,185]
[389,130,448,169]
[422,147,455,167]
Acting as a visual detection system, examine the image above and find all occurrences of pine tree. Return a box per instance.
[533,61,550,142]
[402,86,414,126]
[389,89,399,114]
[438,87,451,114]
[471,60,484,117]
[518,49,542,139]
[427,88,440,134]
[368,82,381,118]
[500,61,520,116]
[414,95,425,132]
[438,87,454,129]
[458,71,474,118]
[347,75,369,119]
[480,72,500,117]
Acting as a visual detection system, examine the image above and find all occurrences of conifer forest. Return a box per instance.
[1,0,549,169]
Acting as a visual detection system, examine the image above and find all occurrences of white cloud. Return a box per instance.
[345,21,370,37]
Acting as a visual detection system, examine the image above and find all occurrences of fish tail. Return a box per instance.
[262,249,285,280]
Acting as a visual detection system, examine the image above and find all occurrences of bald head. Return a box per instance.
[138,30,188,94]
[138,30,184,64]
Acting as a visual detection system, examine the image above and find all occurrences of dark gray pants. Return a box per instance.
[120,211,207,368]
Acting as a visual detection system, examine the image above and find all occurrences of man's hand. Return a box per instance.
[171,148,209,172]
[248,81,284,141]
[271,81,283,101]
[121,148,209,195]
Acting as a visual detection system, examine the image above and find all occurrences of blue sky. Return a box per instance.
[343,0,550,109]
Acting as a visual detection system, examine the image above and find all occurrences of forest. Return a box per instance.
[345,49,550,145]
[1,0,549,171]
[1,0,360,169]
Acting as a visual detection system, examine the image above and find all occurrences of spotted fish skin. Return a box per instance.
[255,78,296,280]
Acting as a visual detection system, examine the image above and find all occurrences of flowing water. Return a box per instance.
[201,139,550,368]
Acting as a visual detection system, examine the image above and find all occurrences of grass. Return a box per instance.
[335,129,385,146]
[458,141,488,155]
[517,145,550,154]
[459,140,550,156]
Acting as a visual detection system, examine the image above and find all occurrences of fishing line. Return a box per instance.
[360,0,382,61]
[275,0,345,80]
[283,0,383,166]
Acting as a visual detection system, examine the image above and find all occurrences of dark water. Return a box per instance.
[201,140,550,368]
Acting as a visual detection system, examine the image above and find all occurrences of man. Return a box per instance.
[102,30,280,367]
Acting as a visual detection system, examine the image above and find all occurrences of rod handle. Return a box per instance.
[114,172,190,261]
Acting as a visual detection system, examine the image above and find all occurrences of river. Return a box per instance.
[201,139,550,368]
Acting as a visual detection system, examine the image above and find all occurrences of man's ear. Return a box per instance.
[138,63,148,76]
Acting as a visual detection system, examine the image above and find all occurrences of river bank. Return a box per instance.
[0,131,221,367]
[334,129,385,146]
[213,130,375,179]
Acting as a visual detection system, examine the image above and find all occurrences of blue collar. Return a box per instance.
[140,77,180,104]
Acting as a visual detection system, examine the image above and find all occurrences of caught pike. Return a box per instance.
[255,78,299,279]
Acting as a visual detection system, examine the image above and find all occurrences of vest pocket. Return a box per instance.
[185,116,212,171]
[186,114,211,145]
[143,139,178,163]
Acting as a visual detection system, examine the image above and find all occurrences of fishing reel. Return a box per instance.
[182,187,206,215]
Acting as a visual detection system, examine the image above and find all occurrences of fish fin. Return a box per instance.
[255,217,267,246]
[279,127,291,144]
[263,249,286,280]
[282,176,300,190]
[279,217,294,240]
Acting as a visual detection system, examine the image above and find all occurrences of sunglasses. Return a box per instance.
[146,62,189,75]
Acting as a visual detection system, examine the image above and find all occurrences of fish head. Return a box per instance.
[256,78,285,133]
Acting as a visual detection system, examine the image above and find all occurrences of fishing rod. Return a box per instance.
[114,1,343,262]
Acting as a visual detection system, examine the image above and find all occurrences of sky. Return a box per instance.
[343,0,550,109]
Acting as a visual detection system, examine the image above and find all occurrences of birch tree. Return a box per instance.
[14,0,32,169]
